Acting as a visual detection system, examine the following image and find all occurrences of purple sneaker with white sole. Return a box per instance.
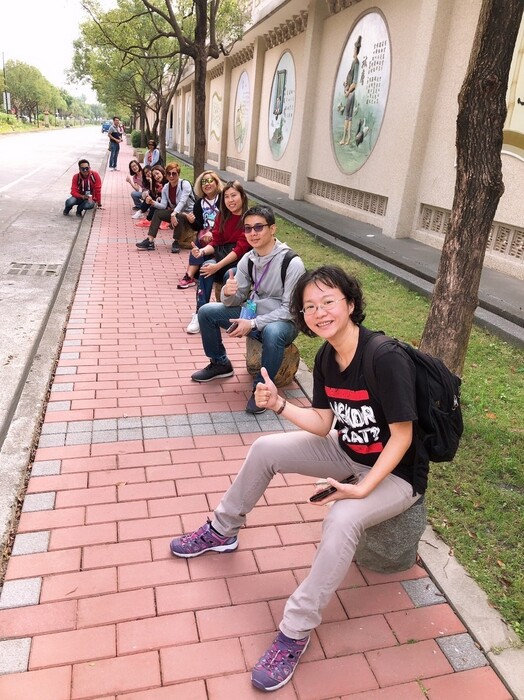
[251,631,310,691]
[170,519,238,558]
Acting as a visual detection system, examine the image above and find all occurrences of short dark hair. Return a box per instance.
[290,265,366,337]
[78,159,90,169]
[243,205,275,226]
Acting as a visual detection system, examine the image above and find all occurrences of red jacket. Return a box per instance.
[210,213,251,260]
[71,171,102,205]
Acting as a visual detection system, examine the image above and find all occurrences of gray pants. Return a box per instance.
[213,429,420,639]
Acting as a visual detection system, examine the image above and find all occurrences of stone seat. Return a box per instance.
[245,336,300,388]
[355,496,427,573]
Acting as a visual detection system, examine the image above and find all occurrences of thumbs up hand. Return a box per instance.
[191,241,202,258]
[223,268,238,296]
[255,367,279,411]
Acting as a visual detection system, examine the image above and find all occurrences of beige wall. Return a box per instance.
[170,0,524,279]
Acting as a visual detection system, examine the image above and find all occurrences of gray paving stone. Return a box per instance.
[210,412,234,423]
[143,426,169,439]
[257,420,284,432]
[46,401,71,411]
[67,420,94,433]
[402,577,446,607]
[118,428,143,441]
[0,578,42,609]
[66,432,91,446]
[214,423,241,435]
[282,421,301,431]
[190,424,216,436]
[62,340,78,347]
[31,460,61,476]
[167,425,193,438]
[40,422,68,435]
[0,638,31,674]
[142,416,166,427]
[12,531,50,555]
[165,415,190,426]
[91,430,118,443]
[22,492,55,512]
[50,382,74,392]
[61,352,80,360]
[189,413,213,424]
[234,421,263,433]
[38,433,66,448]
[437,633,488,671]
[54,367,77,375]
[92,418,118,431]
[118,417,142,429]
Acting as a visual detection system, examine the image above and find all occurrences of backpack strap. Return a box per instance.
[247,249,297,286]
[362,332,396,403]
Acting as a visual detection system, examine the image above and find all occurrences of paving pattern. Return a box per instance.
[0,143,513,699]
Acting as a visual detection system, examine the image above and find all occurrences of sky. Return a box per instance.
[1,0,115,104]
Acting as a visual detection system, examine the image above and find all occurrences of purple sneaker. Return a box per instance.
[170,519,238,558]
[251,631,310,691]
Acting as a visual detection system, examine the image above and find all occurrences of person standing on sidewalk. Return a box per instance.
[190,204,304,414]
[185,180,250,334]
[171,265,427,691]
[107,116,122,171]
[136,162,195,253]
[63,159,102,217]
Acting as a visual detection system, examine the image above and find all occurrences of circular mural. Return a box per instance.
[332,11,391,174]
[268,51,296,160]
[234,71,250,153]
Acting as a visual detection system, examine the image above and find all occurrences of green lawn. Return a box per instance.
[177,162,524,642]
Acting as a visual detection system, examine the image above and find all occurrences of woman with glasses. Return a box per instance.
[143,139,161,168]
[136,162,195,248]
[133,165,167,232]
[185,180,250,334]
[170,265,427,692]
[177,171,223,289]
[126,160,146,210]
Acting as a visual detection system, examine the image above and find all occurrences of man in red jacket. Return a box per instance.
[64,159,102,217]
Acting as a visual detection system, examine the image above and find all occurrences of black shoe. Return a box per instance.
[136,238,155,251]
[246,393,266,415]
[63,208,71,216]
[171,241,181,254]
[76,211,83,217]
[191,360,234,383]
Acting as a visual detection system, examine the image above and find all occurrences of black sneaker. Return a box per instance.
[136,238,155,251]
[63,208,71,216]
[171,241,181,254]
[191,360,234,383]
[76,210,83,217]
[246,393,266,415]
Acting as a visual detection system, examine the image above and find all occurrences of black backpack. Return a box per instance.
[363,332,463,463]
[247,250,298,287]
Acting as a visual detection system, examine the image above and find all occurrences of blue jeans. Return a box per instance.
[131,190,143,206]
[109,141,120,168]
[198,302,298,387]
[196,263,235,310]
[64,196,95,215]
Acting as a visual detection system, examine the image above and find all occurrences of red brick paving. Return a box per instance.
[1,143,511,699]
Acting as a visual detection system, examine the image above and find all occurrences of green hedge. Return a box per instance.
[131,130,141,148]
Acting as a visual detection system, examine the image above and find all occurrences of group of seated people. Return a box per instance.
[126,158,305,415]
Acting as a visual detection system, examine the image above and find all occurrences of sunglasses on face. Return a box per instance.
[167,172,178,177]
[244,223,269,234]
[80,167,89,171]
[201,177,215,185]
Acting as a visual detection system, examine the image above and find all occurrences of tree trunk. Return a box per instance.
[420,0,523,376]
[192,0,209,178]
[158,98,168,164]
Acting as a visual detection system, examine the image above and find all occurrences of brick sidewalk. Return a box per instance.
[0,143,512,699]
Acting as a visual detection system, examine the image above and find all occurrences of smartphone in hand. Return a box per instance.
[226,322,239,334]
[309,473,358,502]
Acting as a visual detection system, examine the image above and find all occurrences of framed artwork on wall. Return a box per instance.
[234,71,250,153]
[268,51,296,160]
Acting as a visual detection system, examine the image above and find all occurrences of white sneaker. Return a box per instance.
[186,313,200,334]
[132,211,146,220]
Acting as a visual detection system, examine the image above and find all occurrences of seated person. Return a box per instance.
[63,159,102,217]
[185,180,250,334]
[126,159,146,209]
[191,204,305,414]
[177,170,223,289]
[133,165,167,230]
[143,139,161,168]
[136,162,194,252]
[171,264,426,692]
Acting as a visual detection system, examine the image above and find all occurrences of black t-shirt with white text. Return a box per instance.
[313,326,420,489]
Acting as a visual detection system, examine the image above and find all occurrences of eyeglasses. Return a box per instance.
[301,298,347,316]
[148,142,155,146]
[201,177,215,185]
[244,223,269,234]
[166,171,178,177]
[80,167,89,171]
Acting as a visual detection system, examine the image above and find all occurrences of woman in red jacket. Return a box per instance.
[186,180,250,334]
[63,159,102,217]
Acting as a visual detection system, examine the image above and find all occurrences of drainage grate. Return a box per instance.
[8,263,61,277]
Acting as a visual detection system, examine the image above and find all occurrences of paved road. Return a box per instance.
[0,126,108,543]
